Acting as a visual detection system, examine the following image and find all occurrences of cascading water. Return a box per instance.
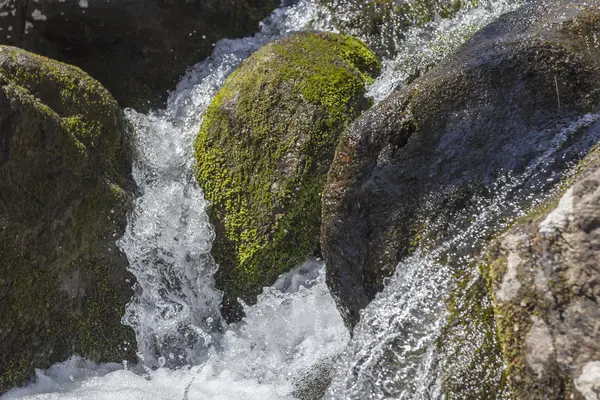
[366,0,524,102]
[322,138,587,399]
[2,261,347,399]
[4,0,579,399]
[117,0,335,369]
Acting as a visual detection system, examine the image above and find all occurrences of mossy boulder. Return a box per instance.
[321,0,600,328]
[0,45,135,392]
[317,0,479,56]
[0,0,280,110]
[194,32,380,321]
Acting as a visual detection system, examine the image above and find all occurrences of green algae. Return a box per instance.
[439,264,508,399]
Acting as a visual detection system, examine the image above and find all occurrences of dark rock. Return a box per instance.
[321,1,600,328]
[317,0,479,56]
[194,32,380,322]
[0,0,280,111]
[292,357,337,400]
[0,45,135,392]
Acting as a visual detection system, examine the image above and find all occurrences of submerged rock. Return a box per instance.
[0,46,135,392]
[484,150,600,399]
[0,0,280,110]
[321,0,600,328]
[194,32,380,321]
[317,0,478,56]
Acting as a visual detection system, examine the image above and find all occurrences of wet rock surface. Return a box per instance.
[321,0,600,327]
[317,0,472,56]
[0,0,280,110]
[0,46,135,392]
[486,161,600,399]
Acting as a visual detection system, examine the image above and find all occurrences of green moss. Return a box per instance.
[0,46,135,391]
[482,254,533,389]
[2,46,116,113]
[195,32,380,315]
[440,266,509,399]
[479,238,575,399]
[1,356,31,391]
[562,5,600,37]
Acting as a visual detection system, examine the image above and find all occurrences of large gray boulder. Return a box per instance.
[0,0,280,110]
[0,45,135,392]
[321,0,600,328]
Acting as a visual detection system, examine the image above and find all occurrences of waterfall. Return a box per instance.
[5,0,576,399]
[117,0,334,368]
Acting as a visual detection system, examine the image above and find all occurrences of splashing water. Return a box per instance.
[324,251,451,400]
[117,0,334,368]
[3,262,347,400]
[118,107,221,366]
[3,0,582,399]
[4,1,345,399]
[324,112,600,399]
[368,0,524,102]
[117,0,536,371]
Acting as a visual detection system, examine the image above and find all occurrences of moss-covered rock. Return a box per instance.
[194,32,380,321]
[317,0,480,56]
[438,271,508,399]
[0,0,280,111]
[0,45,136,392]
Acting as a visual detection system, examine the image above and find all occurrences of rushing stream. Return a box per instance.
[7,0,582,399]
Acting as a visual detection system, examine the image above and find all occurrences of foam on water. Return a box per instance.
[3,262,346,400]
[117,0,333,368]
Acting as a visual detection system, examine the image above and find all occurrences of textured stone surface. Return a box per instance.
[0,45,135,392]
[321,0,600,328]
[486,162,600,399]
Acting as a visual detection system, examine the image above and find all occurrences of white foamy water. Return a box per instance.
[117,0,334,369]
[2,0,547,399]
[325,252,451,400]
[4,261,346,400]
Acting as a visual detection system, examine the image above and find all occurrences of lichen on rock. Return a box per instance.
[0,45,135,392]
[483,154,600,399]
[194,31,380,321]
